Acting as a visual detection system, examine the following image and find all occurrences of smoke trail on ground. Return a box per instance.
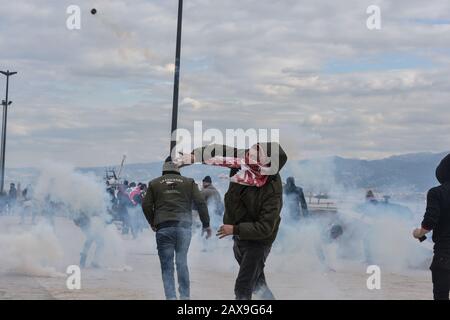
[283,159,432,274]
[0,223,64,277]
[0,162,130,277]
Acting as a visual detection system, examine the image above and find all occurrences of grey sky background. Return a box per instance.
[0,0,449,168]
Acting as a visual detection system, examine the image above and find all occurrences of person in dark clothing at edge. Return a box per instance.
[176,142,287,300]
[413,154,450,300]
[284,176,309,220]
[142,157,212,300]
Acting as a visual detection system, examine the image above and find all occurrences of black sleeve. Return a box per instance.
[142,184,155,228]
[192,181,210,228]
[421,188,441,231]
[192,144,245,163]
[298,187,309,213]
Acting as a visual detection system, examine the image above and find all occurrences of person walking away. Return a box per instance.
[142,157,212,300]
[413,154,450,300]
[176,142,287,300]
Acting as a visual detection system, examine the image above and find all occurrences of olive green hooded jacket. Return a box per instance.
[192,142,287,244]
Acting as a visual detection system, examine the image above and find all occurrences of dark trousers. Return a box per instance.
[156,226,192,300]
[432,269,450,300]
[431,251,450,300]
[233,238,274,300]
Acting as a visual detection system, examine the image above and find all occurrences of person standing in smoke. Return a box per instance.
[199,176,224,252]
[142,157,212,300]
[8,183,17,214]
[283,176,309,221]
[117,184,133,235]
[128,183,146,237]
[20,187,33,224]
[201,176,224,222]
[176,142,287,300]
[365,190,378,204]
[73,212,105,269]
[315,224,344,272]
[413,154,450,300]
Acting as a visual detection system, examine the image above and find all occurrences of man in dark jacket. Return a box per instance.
[284,176,309,220]
[176,142,287,300]
[142,157,211,300]
[201,176,224,220]
[413,154,450,300]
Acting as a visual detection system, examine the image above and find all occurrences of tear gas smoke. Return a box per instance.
[0,161,129,278]
[0,223,64,277]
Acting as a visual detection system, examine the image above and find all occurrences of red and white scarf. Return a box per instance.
[204,145,271,187]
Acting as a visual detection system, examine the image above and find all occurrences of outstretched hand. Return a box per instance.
[174,152,195,168]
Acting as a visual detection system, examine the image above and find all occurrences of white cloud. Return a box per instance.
[181,97,203,110]
[0,0,449,167]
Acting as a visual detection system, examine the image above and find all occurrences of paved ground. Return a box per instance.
[0,216,433,300]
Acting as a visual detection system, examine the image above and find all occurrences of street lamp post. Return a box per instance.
[0,70,17,194]
[170,0,183,155]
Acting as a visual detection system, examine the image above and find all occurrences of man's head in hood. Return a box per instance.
[202,175,212,188]
[284,176,297,193]
[436,154,450,184]
[286,176,295,186]
[247,142,287,176]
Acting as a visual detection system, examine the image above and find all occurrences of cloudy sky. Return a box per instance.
[0,0,449,168]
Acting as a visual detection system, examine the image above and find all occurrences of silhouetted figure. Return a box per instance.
[201,176,224,221]
[8,183,17,214]
[284,177,309,220]
[365,190,378,204]
[413,154,450,300]
[73,212,104,269]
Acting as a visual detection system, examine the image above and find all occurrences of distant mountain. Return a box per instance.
[332,152,447,192]
[5,151,449,194]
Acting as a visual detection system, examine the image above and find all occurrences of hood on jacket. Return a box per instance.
[285,176,297,193]
[436,153,450,184]
[162,156,180,175]
[250,142,287,176]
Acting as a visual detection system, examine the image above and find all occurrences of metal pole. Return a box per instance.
[0,70,17,194]
[0,75,9,194]
[170,0,183,155]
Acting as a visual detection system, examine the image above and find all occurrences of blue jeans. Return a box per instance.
[156,226,192,300]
